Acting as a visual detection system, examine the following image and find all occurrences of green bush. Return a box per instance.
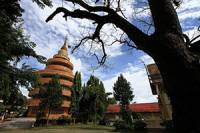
[56,116,71,125]
[113,120,132,130]
[133,120,147,130]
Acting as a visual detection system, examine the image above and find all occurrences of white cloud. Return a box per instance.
[20,0,200,103]
[103,55,157,103]
[21,0,125,63]
[177,0,200,21]
[139,54,155,64]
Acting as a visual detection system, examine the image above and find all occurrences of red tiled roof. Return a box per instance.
[106,103,160,113]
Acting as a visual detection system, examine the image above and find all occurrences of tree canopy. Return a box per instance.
[39,75,63,125]
[0,0,46,113]
[113,74,134,125]
[77,75,108,124]
[113,74,134,106]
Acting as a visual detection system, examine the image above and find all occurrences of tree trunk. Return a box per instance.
[148,33,200,132]
[46,109,51,126]
[73,118,75,125]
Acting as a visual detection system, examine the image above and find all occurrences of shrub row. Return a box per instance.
[34,116,71,126]
[113,119,147,131]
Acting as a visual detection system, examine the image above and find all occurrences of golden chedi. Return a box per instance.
[27,38,74,119]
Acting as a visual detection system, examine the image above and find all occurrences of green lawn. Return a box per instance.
[0,124,115,133]
[0,125,114,133]
[0,124,173,133]
[33,124,114,130]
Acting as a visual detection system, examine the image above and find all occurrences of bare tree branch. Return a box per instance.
[46,7,108,23]
[71,23,107,65]
[71,36,91,53]
[190,35,200,44]
[134,7,150,14]
[64,0,114,13]
[190,26,200,44]
[93,38,107,65]
[46,7,149,47]
[93,23,104,39]
[46,1,150,65]
[115,0,127,19]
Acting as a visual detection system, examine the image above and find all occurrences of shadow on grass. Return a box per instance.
[109,128,176,133]
[68,125,114,131]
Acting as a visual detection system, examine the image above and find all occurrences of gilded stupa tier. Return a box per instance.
[27,38,74,119]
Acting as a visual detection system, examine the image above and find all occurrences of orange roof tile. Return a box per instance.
[106,103,160,113]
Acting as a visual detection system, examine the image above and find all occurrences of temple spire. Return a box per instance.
[61,35,68,50]
[57,36,68,58]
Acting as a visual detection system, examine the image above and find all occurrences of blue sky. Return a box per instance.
[20,0,200,103]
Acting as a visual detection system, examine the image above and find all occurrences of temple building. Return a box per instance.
[27,39,74,119]
[146,64,172,121]
[105,103,161,128]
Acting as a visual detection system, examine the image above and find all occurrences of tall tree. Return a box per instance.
[0,0,47,114]
[78,84,90,123]
[70,71,82,122]
[44,0,200,131]
[87,76,107,124]
[39,75,63,125]
[78,75,107,124]
[96,81,107,123]
[113,74,134,106]
[113,74,134,125]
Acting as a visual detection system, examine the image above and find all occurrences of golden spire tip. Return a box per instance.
[61,35,68,50]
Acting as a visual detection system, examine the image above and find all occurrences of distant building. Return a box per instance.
[27,39,74,119]
[105,103,162,128]
[146,64,172,121]
[105,64,172,128]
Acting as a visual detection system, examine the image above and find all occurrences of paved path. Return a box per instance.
[0,118,35,129]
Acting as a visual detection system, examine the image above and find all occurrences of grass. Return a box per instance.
[0,124,115,133]
[66,124,113,130]
[0,123,174,133]
[33,123,114,130]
